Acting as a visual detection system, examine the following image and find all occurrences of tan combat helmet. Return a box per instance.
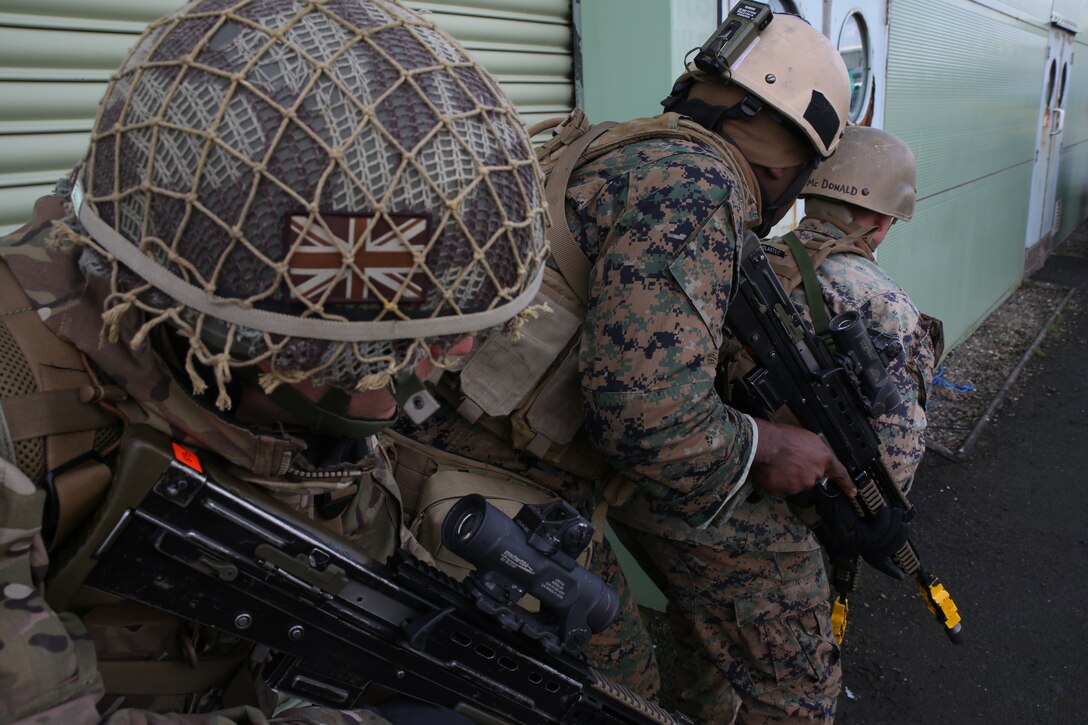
[665,9,852,159]
[802,125,917,221]
[60,0,547,410]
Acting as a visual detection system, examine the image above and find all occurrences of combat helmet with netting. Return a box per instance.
[61,0,548,410]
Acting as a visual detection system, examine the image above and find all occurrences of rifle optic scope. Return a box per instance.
[442,494,620,654]
[829,311,902,419]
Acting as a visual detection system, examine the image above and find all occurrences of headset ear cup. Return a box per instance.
[661,75,696,110]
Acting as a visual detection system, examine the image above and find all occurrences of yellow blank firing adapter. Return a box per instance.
[694,1,774,76]
[831,596,849,645]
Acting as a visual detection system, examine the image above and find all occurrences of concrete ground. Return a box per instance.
[835,240,1088,724]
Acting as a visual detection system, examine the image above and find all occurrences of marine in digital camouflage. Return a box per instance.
[564,136,761,539]
[0,200,416,724]
[774,216,938,493]
[542,134,854,723]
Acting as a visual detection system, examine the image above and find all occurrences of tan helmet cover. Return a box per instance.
[802,126,917,221]
[685,14,851,158]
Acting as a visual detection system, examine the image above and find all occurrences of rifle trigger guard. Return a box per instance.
[816,476,839,497]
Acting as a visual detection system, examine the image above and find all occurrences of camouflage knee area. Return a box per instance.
[583,535,661,702]
[620,531,840,724]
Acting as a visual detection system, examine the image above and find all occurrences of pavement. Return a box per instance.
[835,241,1088,724]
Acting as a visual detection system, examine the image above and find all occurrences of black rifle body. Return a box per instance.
[724,239,961,643]
[84,427,688,724]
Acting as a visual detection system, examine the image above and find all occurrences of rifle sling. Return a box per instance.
[782,231,833,339]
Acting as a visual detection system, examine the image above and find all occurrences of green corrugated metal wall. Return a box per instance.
[0,0,573,234]
[879,0,1049,347]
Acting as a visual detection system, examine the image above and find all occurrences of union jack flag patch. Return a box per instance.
[285,212,430,305]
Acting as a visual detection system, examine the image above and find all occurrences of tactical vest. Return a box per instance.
[760,215,875,297]
[437,109,760,498]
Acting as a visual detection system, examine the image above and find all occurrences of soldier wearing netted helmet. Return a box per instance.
[764,125,944,495]
[0,1,545,722]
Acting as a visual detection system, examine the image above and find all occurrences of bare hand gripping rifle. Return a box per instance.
[78,426,690,724]
[724,233,962,645]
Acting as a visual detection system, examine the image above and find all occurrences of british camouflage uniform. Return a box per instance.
[0,199,434,725]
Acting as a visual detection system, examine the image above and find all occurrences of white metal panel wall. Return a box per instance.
[0,0,574,233]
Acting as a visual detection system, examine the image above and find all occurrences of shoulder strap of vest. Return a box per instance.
[535,110,760,305]
[543,119,617,305]
[762,218,876,295]
[0,255,122,551]
[0,259,120,471]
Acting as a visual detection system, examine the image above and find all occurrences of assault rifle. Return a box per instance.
[724,234,962,644]
[82,426,689,724]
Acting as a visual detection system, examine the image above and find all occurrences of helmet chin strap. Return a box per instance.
[753,159,817,236]
[259,378,395,438]
[663,93,818,237]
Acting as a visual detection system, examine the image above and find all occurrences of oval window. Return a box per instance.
[1045,59,1057,105]
[838,13,870,122]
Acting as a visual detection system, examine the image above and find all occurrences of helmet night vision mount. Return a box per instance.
[694,1,774,77]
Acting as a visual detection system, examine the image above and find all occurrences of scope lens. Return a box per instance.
[830,310,860,332]
[455,510,482,542]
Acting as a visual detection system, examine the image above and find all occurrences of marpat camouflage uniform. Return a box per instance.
[570,137,761,535]
[0,202,432,724]
[778,216,938,493]
[541,132,934,723]
[553,134,839,723]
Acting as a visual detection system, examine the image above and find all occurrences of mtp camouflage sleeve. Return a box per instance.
[566,140,758,533]
[0,455,402,725]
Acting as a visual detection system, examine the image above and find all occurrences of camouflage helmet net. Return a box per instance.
[61,0,548,409]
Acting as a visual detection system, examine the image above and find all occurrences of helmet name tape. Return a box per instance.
[805,178,860,198]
